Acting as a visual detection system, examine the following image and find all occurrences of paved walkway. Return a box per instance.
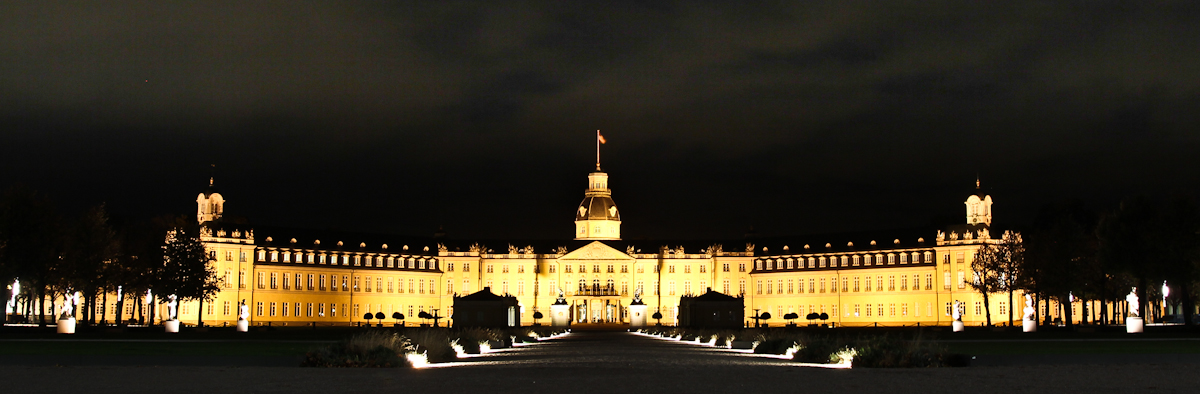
[3,330,1199,393]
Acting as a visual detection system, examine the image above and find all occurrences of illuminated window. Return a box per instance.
[890,304,896,316]
[222,301,229,316]
[975,302,982,315]
[765,281,772,294]
[699,265,706,273]
[684,265,691,274]
[876,276,883,292]
[256,302,263,316]
[257,272,265,289]
[621,265,628,273]
[608,265,615,273]
[463,263,470,272]
[376,277,382,293]
[270,302,276,317]
[819,278,825,293]
[958,272,966,289]
[487,265,494,273]
[739,263,746,272]
[669,265,676,273]
[787,280,793,294]
[738,280,745,295]
[866,304,872,317]
[270,273,277,289]
[808,278,815,293]
[723,263,730,272]
[502,265,509,273]
[756,281,762,295]
[853,277,860,292]
[842,277,848,292]
[387,279,393,293]
[669,281,676,295]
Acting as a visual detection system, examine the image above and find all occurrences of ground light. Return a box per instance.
[629,330,851,369]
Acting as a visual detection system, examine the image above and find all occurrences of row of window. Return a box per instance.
[259,249,438,270]
[756,251,932,271]
[444,262,751,275]
[242,271,437,295]
[755,274,937,295]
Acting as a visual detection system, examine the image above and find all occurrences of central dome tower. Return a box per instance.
[575,168,621,240]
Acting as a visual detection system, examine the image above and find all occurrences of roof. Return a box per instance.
[253,225,438,255]
[456,287,513,301]
[748,227,938,256]
[577,196,620,220]
[688,289,741,302]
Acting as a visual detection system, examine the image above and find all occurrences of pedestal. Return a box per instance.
[550,304,571,327]
[1126,317,1144,333]
[628,304,648,328]
[952,320,965,332]
[164,319,180,333]
[1022,319,1037,332]
[236,320,249,332]
[56,318,76,334]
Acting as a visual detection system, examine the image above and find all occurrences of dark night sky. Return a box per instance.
[2,2,1198,241]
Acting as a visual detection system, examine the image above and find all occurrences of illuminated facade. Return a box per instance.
[108,165,1038,328]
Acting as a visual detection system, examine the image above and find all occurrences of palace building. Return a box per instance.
[136,162,1023,328]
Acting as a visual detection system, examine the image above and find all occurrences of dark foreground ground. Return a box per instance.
[3,329,1199,393]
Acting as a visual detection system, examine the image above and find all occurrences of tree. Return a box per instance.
[392,312,404,326]
[532,311,544,325]
[783,312,798,325]
[0,186,65,327]
[364,312,374,325]
[1025,201,1096,328]
[806,312,819,324]
[156,222,220,325]
[995,231,1024,327]
[969,242,1004,326]
[374,312,385,327]
[61,204,119,325]
[652,311,663,325]
[1098,197,1161,324]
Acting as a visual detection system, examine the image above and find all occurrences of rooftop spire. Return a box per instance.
[209,164,216,187]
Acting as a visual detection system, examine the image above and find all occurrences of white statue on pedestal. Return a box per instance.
[166,294,178,321]
[1126,287,1139,317]
[1023,294,1035,321]
[952,301,962,321]
[238,299,249,321]
[59,294,75,320]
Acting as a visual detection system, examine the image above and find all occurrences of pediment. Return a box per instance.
[559,241,632,261]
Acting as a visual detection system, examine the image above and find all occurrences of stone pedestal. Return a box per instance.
[628,304,648,328]
[1022,319,1037,332]
[236,320,249,332]
[56,318,76,334]
[1126,317,1144,333]
[164,320,180,333]
[550,304,571,327]
[952,320,965,332]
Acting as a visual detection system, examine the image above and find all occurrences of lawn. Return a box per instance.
[943,340,1200,355]
[0,340,327,356]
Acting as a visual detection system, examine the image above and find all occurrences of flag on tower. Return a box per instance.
[597,130,606,144]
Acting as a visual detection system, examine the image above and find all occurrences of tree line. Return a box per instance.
[970,197,1200,327]
[0,186,220,327]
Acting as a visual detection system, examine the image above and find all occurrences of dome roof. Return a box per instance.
[577,196,620,221]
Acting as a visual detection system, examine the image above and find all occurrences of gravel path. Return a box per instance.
[3,330,1198,393]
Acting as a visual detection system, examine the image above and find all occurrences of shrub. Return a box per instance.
[792,335,848,364]
[302,331,410,368]
[851,333,948,368]
[404,328,457,363]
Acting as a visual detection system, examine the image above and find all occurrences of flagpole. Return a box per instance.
[596,130,601,170]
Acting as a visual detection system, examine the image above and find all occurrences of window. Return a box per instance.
[270,272,278,289]
[669,265,675,273]
[238,270,246,289]
[944,272,951,290]
[653,281,660,295]
[756,280,762,295]
[842,277,848,292]
[256,302,263,316]
[463,279,470,294]
[387,279,394,293]
[446,262,453,271]
[787,280,793,294]
[282,272,289,290]
[607,264,615,273]
[900,253,908,264]
[888,275,895,291]
[593,265,600,273]
[876,276,883,292]
[487,265,494,273]
[684,281,692,294]
[320,275,326,291]
[945,303,952,316]
[723,263,730,272]
[420,279,426,294]
[550,264,556,273]
[739,263,746,272]
[890,304,896,316]
[723,279,730,294]
[901,275,908,291]
[223,270,232,288]
[684,265,691,274]
[463,263,470,272]
[887,254,895,265]
[502,265,509,273]
[958,272,966,289]
[975,302,982,315]
[222,301,230,316]
[925,274,933,290]
[878,304,884,317]
[446,279,453,294]
[853,255,860,266]
[956,252,965,264]
[765,281,771,294]
[565,265,573,273]
[808,278,814,293]
[866,304,872,317]
[738,280,745,295]
[669,281,676,295]
[257,272,265,289]
[854,304,861,317]
[699,265,706,273]
[819,278,826,293]
[270,302,277,317]
[853,277,860,292]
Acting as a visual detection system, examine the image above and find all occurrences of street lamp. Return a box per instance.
[1162,281,1170,320]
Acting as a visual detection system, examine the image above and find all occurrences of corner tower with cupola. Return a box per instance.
[965,178,992,226]
[575,167,622,240]
[197,176,225,224]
